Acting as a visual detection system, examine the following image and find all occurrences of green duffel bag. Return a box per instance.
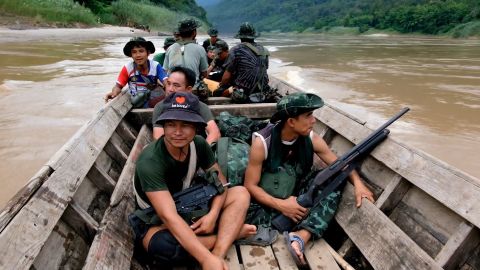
[130,90,150,108]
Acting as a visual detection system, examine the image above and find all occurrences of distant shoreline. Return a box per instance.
[0,25,154,43]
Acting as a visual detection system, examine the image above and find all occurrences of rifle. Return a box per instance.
[173,174,227,224]
[271,107,410,232]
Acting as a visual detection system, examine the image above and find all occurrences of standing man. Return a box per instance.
[133,92,256,268]
[244,92,374,266]
[152,66,221,144]
[214,22,270,102]
[153,37,176,66]
[202,27,222,52]
[163,19,208,83]
[104,37,168,108]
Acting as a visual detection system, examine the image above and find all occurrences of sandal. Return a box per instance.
[236,225,278,246]
[284,231,309,268]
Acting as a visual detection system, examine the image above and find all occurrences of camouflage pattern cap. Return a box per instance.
[178,18,201,33]
[270,92,324,123]
[207,27,218,36]
[234,22,260,39]
[214,40,229,52]
[163,37,176,47]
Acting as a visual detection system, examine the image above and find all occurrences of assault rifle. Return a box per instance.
[173,177,227,224]
[271,107,410,232]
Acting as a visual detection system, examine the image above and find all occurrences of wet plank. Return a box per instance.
[0,93,131,270]
[83,125,152,270]
[305,239,341,270]
[314,104,480,229]
[335,184,442,270]
[225,245,242,270]
[239,245,279,269]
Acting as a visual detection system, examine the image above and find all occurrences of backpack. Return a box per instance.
[216,111,268,143]
[214,137,250,186]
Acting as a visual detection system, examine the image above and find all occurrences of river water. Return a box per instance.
[0,33,479,208]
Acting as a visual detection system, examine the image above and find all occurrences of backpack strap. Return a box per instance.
[133,141,197,209]
[182,141,197,190]
[217,137,230,180]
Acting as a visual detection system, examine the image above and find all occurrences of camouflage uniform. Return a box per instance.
[246,92,342,238]
[246,170,342,238]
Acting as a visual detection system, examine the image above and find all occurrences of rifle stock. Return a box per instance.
[272,108,409,232]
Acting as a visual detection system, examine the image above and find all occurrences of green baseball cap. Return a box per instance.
[270,92,324,123]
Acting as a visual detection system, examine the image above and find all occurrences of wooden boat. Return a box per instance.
[0,76,479,270]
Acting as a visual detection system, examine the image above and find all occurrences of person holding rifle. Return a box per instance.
[244,92,374,267]
[132,92,256,269]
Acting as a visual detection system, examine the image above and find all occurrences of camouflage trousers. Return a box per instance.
[246,172,342,238]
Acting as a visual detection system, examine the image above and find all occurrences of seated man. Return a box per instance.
[104,37,168,108]
[202,27,223,52]
[152,66,220,144]
[244,93,374,266]
[133,92,256,268]
[214,23,270,102]
[207,40,229,82]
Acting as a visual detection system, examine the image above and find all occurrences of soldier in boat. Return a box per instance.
[244,93,375,267]
[207,40,229,83]
[213,22,276,103]
[131,92,256,269]
[104,37,168,108]
[153,37,176,66]
[152,66,221,144]
[163,18,208,84]
[202,27,223,52]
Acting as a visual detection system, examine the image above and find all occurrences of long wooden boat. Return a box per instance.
[0,76,479,270]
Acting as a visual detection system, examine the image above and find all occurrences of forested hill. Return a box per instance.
[1,0,208,31]
[206,0,480,36]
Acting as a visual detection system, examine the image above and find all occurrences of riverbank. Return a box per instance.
[0,25,153,43]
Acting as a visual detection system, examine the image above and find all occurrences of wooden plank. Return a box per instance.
[389,203,443,257]
[62,201,99,242]
[239,245,279,269]
[116,119,138,147]
[435,221,480,269]
[128,103,276,126]
[305,239,341,270]
[83,125,152,270]
[225,245,242,270]
[375,174,411,214]
[87,164,116,194]
[271,233,298,269]
[0,99,128,269]
[104,134,129,167]
[335,183,442,270]
[314,104,480,229]
[32,221,89,270]
[0,165,53,233]
[207,97,231,105]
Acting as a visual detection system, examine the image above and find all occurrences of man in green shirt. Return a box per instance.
[153,37,176,66]
[134,92,255,268]
[152,66,221,144]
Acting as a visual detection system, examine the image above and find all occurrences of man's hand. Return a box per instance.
[200,255,227,270]
[353,181,374,207]
[190,212,217,235]
[104,91,117,103]
[277,196,308,223]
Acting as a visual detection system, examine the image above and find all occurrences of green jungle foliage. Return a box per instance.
[0,0,208,29]
[207,0,480,37]
[74,0,208,23]
[0,0,98,25]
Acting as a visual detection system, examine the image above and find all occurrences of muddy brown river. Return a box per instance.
[0,32,479,208]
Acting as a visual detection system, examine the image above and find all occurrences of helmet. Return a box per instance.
[207,27,218,36]
[178,18,201,33]
[234,22,260,39]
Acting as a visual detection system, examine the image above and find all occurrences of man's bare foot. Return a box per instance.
[289,232,307,265]
[237,224,257,239]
